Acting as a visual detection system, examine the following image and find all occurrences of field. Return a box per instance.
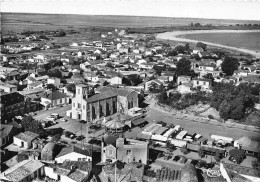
[2,13,260,34]
[182,32,260,52]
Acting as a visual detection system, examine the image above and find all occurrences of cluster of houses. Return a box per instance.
[1,28,260,182]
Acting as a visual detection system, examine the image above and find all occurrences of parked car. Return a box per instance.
[46,116,56,122]
[60,118,67,122]
[195,160,207,168]
[76,135,85,141]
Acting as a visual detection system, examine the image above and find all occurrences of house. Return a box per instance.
[0,92,38,123]
[101,136,149,165]
[177,76,191,85]
[25,76,37,85]
[99,161,144,182]
[139,63,154,70]
[0,159,44,182]
[55,145,92,163]
[144,79,164,92]
[47,77,61,88]
[27,81,43,90]
[40,90,70,109]
[0,123,21,147]
[110,76,123,85]
[13,131,39,149]
[192,78,212,91]
[45,161,92,182]
[0,82,17,93]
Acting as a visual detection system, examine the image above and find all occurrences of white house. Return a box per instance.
[13,131,39,149]
[47,77,61,88]
[110,76,123,85]
[192,78,212,91]
[55,145,92,163]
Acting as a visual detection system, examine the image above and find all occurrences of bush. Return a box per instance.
[208,115,214,119]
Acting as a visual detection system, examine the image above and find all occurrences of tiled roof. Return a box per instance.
[55,161,91,182]
[41,91,68,100]
[96,86,135,97]
[14,131,39,142]
[85,91,117,103]
[0,159,44,181]
[56,145,92,158]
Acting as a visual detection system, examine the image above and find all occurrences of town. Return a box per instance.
[1,16,260,182]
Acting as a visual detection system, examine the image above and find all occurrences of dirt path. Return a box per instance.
[156,30,260,57]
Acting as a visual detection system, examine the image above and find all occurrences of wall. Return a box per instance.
[13,137,29,149]
[44,166,59,181]
[60,175,76,182]
[55,152,92,163]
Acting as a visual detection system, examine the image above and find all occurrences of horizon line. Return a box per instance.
[2,12,260,23]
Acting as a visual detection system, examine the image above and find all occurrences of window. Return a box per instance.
[78,103,81,109]
[73,103,75,107]
[78,89,80,94]
[197,81,199,85]
[60,99,62,103]
[103,150,106,153]
[78,158,82,161]
[203,82,206,85]
[127,150,131,155]
[83,105,85,110]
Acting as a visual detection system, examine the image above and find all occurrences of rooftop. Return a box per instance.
[14,131,39,142]
[85,91,117,103]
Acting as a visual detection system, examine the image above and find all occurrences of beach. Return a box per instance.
[156,30,260,57]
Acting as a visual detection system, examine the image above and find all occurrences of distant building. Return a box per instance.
[0,82,17,93]
[177,76,191,85]
[47,77,61,88]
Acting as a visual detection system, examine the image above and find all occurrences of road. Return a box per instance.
[34,105,71,120]
[145,107,260,141]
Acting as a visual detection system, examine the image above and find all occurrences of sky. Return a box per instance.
[1,0,260,21]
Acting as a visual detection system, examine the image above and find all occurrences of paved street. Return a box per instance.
[146,107,260,141]
[34,105,71,120]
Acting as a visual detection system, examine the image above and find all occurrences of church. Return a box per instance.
[68,84,139,121]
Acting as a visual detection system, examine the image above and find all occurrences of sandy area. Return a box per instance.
[156,30,260,57]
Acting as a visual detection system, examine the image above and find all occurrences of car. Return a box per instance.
[195,160,207,168]
[46,116,56,122]
[76,135,85,141]
[60,118,67,122]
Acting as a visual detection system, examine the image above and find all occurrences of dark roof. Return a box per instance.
[181,163,198,182]
[85,91,117,103]
[103,134,118,146]
[132,118,147,126]
[0,92,25,107]
[0,125,13,138]
[56,145,92,158]
[41,91,68,100]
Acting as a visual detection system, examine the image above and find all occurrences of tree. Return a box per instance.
[66,83,76,94]
[174,45,186,54]
[214,150,221,162]
[106,62,113,68]
[46,68,62,78]
[21,116,45,136]
[180,145,189,155]
[167,49,177,56]
[127,74,142,86]
[196,42,207,50]
[221,57,239,76]
[229,149,245,164]
[198,148,205,158]
[17,153,29,162]
[175,58,191,76]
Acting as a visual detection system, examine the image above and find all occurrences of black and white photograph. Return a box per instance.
[0,0,260,181]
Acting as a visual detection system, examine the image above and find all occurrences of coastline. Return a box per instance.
[156,30,260,57]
